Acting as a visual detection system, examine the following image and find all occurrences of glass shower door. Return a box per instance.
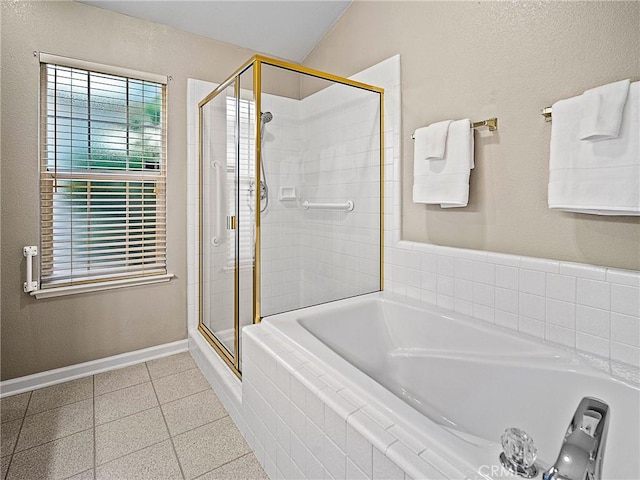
[199,82,239,368]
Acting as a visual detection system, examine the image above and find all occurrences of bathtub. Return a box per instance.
[255,292,639,479]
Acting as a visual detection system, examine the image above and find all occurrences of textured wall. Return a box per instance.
[303,1,640,270]
[0,1,264,380]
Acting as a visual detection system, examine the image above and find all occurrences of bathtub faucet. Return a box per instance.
[542,397,609,480]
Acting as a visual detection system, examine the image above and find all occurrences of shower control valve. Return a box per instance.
[499,427,538,478]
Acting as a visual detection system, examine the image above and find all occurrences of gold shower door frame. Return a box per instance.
[198,55,385,378]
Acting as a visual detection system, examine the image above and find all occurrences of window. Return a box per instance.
[39,56,167,288]
[226,95,255,266]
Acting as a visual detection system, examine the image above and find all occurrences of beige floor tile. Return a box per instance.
[153,368,210,405]
[15,400,93,452]
[95,406,169,466]
[197,453,268,480]
[161,389,228,437]
[95,381,158,425]
[65,469,94,480]
[173,416,250,479]
[2,455,12,479]
[1,419,22,457]
[7,429,93,480]
[94,363,150,396]
[147,352,197,380]
[27,378,92,416]
[1,393,30,424]
[96,440,183,480]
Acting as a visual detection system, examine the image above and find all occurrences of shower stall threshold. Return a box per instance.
[188,330,246,436]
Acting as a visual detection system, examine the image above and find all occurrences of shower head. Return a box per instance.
[261,112,273,124]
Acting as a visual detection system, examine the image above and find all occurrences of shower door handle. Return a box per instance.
[227,215,237,230]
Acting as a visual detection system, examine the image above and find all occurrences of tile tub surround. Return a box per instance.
[0,353,267,480]
[384,241,640,374]
[242,323,467,480]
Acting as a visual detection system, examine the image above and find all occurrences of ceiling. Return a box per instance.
[79,1,352,63]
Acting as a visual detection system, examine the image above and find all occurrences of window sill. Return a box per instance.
[30,273,175,299]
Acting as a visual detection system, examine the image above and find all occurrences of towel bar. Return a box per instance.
[411,117,498,139]
[471,118,498,131]
[541,107,553,121]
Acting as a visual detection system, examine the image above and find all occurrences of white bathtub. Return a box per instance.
[261,292,640,479]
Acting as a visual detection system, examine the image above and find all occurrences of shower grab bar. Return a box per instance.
[23,245,38,293]
[302,200,354,212]
[411,117,498,139]
[212,161,223,247]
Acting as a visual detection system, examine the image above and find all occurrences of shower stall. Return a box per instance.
[198,55,384,377]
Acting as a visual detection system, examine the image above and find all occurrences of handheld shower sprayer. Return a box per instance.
[250,111,273,213]
[260,111,273,141]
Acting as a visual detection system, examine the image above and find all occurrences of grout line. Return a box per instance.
[93,390,223,433]
[93,375,97,480]
[0,456,10,480]
[192,452,260,480]
[145,362,187,480]
[63,468,94,480]
[94,379,150,398]
[148,364,200,384]
[94,379,153,400]
[149,365,200,382]
[95,404,158,428]
[158,385,220,409]
[4,391,33,478]
[94,438,168,470]
[24,393,93,419]
[92,359,197,400]
[8,427,94,457]
[170,415,231,441]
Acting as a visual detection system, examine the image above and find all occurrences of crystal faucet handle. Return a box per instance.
[499,427,538,478]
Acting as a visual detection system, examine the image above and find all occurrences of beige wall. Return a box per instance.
[0,1,281,380]
[304,1,640,271]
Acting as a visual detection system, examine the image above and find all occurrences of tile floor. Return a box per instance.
[0,352,268,480]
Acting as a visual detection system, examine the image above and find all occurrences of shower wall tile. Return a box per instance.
[577,278,611,310]
[296,88,382,309]
[495,265,519,290]
[611,312,640,347]
[576,305,610,338]
[519,269,546,296]
[611,284,640,317]
[546,273,576,302]
[385,238,640,372]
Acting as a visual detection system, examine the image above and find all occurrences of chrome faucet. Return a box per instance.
[543,397,610,480]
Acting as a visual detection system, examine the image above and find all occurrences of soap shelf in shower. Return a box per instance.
[302,200,354,212]
[279,186,297,201]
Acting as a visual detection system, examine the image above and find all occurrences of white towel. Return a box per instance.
[549,81,639,215]
[413,119,474,208]
[414,120,453,159]
[580,79,630,141]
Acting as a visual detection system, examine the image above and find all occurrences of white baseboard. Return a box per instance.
[0,339,189,398]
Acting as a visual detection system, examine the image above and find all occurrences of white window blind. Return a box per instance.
[40,60,167,288]
[226,96,255,265]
